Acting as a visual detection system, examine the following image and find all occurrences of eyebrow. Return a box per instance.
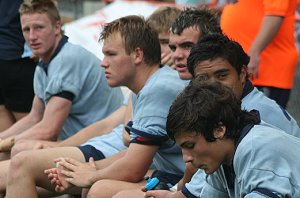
[214,68,230,75]
[180,141,191,148]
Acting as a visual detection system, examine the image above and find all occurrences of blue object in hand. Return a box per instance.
[145,176,170,191]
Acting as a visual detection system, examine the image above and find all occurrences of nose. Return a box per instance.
[28,29,37,41]
[101,57,108,68]
[182,149,193,163]
[173,48,184,60]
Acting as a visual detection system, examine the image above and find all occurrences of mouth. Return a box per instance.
[104,71,111,78]
[30,43,41,50]
[175,64,187,72]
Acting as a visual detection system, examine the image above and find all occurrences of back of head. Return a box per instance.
[146,6,181,35]
[170,7,221,38]
[19,0,60,25]
[167,80,258,142]
[187,33,250,77]
[100,15,161,66]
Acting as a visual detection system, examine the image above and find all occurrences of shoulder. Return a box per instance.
[235,123,300,177]
[141,67,188,98]
[242,87,300,137]
[57,42,100,63]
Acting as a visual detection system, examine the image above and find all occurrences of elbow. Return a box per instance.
[123,169,147,183]
[41,127,60,141]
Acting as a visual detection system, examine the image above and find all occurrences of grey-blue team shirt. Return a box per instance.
[80,95,131,158]
[200,121,300,198]
[183,80,300,198]
[34,36,124,140]
[128,66,188,176]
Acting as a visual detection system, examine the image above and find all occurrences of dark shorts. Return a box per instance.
[78,145,106,162]
[0,57,37,112]
[151,170,183,186]
[256,86,291,108]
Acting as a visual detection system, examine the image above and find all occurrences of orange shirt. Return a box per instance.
[221,0,298,89]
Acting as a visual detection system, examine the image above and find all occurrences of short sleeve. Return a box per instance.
[263,0,289,16]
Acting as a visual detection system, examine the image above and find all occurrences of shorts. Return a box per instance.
[0,57,37,112]
[78,145,106,162]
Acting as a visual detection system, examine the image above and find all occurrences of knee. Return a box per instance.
[10,142,23,157]
[87,180,108,198]
[9,151,32,178]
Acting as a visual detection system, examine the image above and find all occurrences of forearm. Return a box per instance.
[91,146,153,185]
[249,15,283,56]
[0,114,39,139]
[58,106,127,147]
[14,120,60,141]
[92,157,146,184]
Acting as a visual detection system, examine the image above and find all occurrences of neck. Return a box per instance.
[130,64,160,93]
[42,34,63,63]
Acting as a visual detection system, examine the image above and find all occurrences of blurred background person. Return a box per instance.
[221,0,299,108]
[0,0,37,131]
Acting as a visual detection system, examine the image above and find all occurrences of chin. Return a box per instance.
[179,73,193,80]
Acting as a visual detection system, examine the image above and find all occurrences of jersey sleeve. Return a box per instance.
[183,169,207,198]
[263,0,289,16]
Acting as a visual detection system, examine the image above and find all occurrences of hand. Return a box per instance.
[185,162,198,178]
[54,157,97,188]
[247,51,260,79]
[144,190,176,198]
[45,158,72,193]
[161,53,175,69]
[44,167,65,192]
[11,139,54,157]
[33,141,51,150]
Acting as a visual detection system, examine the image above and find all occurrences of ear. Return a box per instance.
[239,65,247,86]
[132,47,144,65]
[54,21,62,36]
[213,122,226,139]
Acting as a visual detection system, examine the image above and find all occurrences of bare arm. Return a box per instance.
[57,143,158,188]
[0,96,45,139]
[176,162,198,191]
[57,105,127,147]
[92,143,157,183]
[122,96,132,147]
[14,96,72,141]
[248,15,283,76]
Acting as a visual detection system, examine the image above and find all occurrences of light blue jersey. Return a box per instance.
[200,121,300,198]
[183,81,300,198]
[81,96,131,157]
[34,36,124,140]
[81,124,128,158]
[128,66,188,176]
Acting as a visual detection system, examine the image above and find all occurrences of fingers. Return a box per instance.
[55,185,66,193]
[161,53,173,66]
[88,157,96,168]
[59,169,74,178]
[54,157,80,171]
[44,167,57,174]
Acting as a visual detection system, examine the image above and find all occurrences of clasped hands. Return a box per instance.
[44,157,97,193]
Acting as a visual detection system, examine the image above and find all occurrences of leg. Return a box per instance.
[87,179,146,198]
[0,160,10,192]
[113,189,145,198]
[11,111,28,122]
[0,105,15,132]
[6,147,85,198]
